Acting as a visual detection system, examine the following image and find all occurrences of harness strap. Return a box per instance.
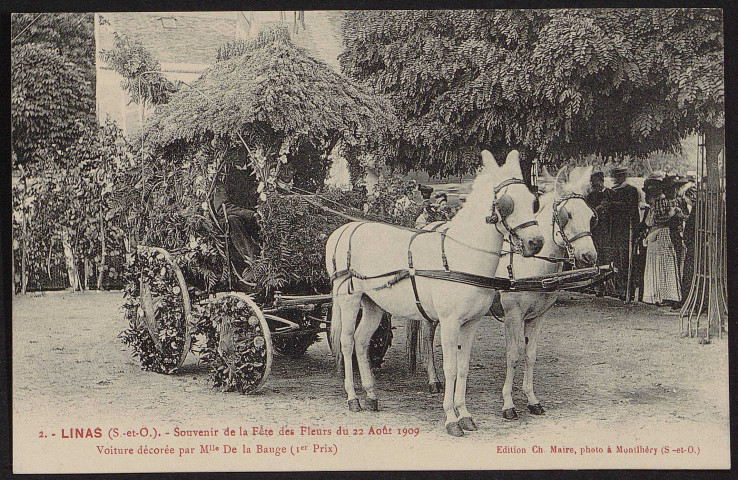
[440,230,450,271]
[509,220,539,234]
[331,223,352,272]
[331,264,613,297]
[567,231,592,243]
[414,269,512,289]
[408,231,434,322]
[346,222,368,271]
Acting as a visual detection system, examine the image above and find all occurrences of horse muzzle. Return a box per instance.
[576,250,598,268]
[521,235,544,257]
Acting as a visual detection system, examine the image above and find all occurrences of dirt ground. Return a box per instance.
[12,290,730,471]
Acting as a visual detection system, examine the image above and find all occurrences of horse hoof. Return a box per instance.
[458,417,478,431]
[348,399,362,412]
[428,382,443,394]
[363,397,378,411]
[527,403,545,415]
[502,408,519,420]
[445,422,464,437]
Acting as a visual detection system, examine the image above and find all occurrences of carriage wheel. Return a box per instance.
[270,310,321,358]
[205,292,273,394]
[124,246,193,374]
[325,308,393,371]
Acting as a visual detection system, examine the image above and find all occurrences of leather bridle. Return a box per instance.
[552,194,597,262]
[485,178,539,245]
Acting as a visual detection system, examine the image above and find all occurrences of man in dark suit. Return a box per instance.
[606,166,640,300]
[586,171,612,295]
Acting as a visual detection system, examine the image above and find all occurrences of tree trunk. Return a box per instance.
[84,258,90,290]
[20,166,28,294]
[61,227,81,291]
[46,237,54,280]
[97,204,107,290]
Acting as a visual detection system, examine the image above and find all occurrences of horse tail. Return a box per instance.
[406,318,436,376]
[330,290,343,374]
[406,319,420,374]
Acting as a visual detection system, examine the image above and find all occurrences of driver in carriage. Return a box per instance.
[211,159,296,264]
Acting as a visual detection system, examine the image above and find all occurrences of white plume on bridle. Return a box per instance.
[553,164,593,198]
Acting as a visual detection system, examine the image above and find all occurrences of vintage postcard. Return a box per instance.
[11,9,729,472]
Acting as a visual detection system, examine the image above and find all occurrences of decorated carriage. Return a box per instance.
[118,25,615,400]
[118,25,403,393]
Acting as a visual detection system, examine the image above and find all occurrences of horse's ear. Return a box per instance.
[481,150,499,170]
[582,165,594,184]
[504,150,521,174]
[554,165,567,198]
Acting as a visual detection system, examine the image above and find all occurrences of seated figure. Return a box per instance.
[212,184,260,263]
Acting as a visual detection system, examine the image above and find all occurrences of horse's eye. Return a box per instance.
[533,198,540,213]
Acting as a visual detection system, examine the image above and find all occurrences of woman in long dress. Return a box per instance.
[642,180,682,306]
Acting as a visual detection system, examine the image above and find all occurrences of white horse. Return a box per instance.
[326,150,544,437]
[417,166,598,419]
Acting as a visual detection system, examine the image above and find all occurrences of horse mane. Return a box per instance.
[450,159,522,225]
[562,166,592,196]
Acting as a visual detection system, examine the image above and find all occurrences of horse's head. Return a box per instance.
[482,150,544,257]
[552,166,598,267]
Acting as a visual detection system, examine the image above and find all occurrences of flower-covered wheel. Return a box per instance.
[121,246,194,374]
[201,292,273,394]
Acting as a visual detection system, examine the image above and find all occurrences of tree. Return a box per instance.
[11,13,95,168]
[11,13,96,293]
[100,32,180,111]
[339,9,723,176]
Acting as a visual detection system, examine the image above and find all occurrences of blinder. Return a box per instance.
[556,205,570,229]
[486,178,539,241]
[496,194,515,218]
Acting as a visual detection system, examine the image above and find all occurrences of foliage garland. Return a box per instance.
[119,247,193,374]
[196,295,270,393]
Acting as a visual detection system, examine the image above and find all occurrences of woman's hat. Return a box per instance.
[663,175,689,189]
[419,184,434,199]
[643,178,663,193]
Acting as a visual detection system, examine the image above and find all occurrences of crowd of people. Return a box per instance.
[587,167,697,309]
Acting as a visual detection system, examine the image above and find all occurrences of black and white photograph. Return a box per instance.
[9,8,729,472]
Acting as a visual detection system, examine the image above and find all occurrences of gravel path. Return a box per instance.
[12,291,729,472]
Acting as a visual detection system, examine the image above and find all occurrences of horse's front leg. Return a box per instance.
[453,315,483,431]
[354,297,384,411]
[439,318,463,436]
[502,305,524,420]
[523,315,546,415]
[423,320,443,393]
